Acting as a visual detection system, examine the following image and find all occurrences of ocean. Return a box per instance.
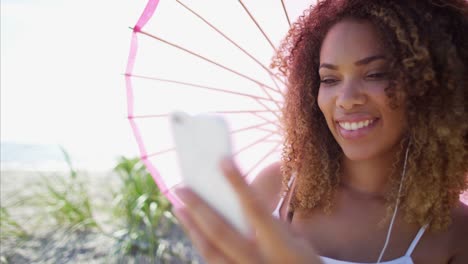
[0,142,115,172]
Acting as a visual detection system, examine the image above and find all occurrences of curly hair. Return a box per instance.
[272,0,468,231]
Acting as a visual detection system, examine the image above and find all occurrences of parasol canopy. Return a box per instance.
[124,0,468,207]
[125,0,312,206]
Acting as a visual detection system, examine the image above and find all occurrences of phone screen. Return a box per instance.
[171,112,249,235]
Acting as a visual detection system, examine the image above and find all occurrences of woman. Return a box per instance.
[175,0,468,263]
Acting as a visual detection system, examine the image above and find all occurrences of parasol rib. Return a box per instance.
[244,142,282,177]
[238,1,277,52]
[213,110,280,114]
[131,110,278,120]
[128,74,282,103]
[144,147,175,159]
[230,121,272,134]
[129,72,283,122]
[254,127,280,134]
[136,29,282,97]
[267,76,288,111]
[233,131,276,157]
[254,98,281,122]
[130,114,168,119]
[280,0,292,27]
[176,0,286,92]
[263,139,283,143]
[269,72,287,95]
[254,84,283,112]
[250,112,281,130]
[161,182,183,196]
[142,121,277,159]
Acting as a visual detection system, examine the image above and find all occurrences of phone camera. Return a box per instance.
[172,114,183,124]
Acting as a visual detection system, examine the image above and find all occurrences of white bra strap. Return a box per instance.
[405,223,429,256]
[273,174,296,219]
[286,173,296,188]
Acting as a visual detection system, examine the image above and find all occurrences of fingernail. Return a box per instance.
[174,207,186,220]
[173,207,182,217]
[220,157,234,171]
[175,188,191,201]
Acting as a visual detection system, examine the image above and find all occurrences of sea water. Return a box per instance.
[0,142,115,172]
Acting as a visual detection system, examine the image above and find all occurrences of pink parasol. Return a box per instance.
[125,0,312,207]
[125,0,468,207]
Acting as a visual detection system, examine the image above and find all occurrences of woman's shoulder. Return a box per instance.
[249,161,283,212]
[447,201,468,262]
[452,201,468,229]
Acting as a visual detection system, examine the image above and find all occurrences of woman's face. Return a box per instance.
[317,19,407,161]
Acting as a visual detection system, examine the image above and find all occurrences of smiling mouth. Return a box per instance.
[335,118,380,140]
[338,118,377,131]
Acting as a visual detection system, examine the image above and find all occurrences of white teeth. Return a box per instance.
[339,119,375,131]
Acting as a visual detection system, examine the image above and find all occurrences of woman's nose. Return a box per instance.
[335,79,366,110]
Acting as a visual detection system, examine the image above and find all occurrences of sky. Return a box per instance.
[1,0,151,169]
[1,0,311,171]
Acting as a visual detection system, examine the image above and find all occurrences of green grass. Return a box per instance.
[37,174,96,229]
[33,147,97,229]
[0,206,28,240]
[1,150,192,262]
[1,147,97,238]
[111,157,175,259]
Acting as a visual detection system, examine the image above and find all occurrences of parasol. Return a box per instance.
[124,0,468,207]
[125,0,311,207]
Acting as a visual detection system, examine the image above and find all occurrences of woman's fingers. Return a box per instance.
[175,188,259,263]
[219,158,321,264]
[174,159,321,264]
[175,208,216,258]
[219,158,269,220]
[220,158,289,245]
[175,207,232,264]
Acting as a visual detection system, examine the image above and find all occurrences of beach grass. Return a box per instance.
[32,148,97,229]
[0,206,28,240]
[0,152,199,263]
[111,156,175,260]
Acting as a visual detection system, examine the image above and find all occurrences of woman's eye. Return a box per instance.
[366,72,389,79]
[320,78,338,85]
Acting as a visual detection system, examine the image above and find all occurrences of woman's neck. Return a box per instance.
[340,148,400,197]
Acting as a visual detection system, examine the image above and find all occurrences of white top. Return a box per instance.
[272,176,428,264]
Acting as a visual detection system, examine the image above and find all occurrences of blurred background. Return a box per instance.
[1,0,198,262]
[1,0,310,263]
[1,0,142,172]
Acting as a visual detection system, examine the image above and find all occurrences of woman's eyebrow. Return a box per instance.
[354,54,387,66]
[319,55,387,70]
[319,63,338,70]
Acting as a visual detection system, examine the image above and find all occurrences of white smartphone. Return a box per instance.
[170,111,249,235]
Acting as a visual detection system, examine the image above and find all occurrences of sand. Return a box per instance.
[0,170,202,263]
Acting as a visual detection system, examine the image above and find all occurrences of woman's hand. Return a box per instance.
[174,158,321,264]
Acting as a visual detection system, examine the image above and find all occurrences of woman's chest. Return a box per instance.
[285,207,451,263]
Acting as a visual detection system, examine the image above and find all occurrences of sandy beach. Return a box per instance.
[0,169,201,263]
